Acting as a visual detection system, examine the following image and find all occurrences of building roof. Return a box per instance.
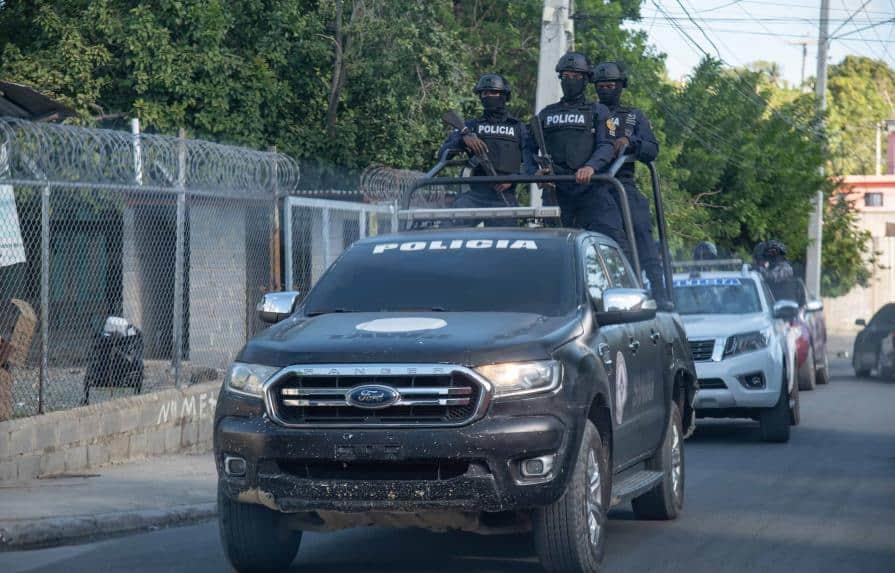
[0,81,75,122]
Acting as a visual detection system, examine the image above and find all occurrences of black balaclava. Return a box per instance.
[480,93,508,120]
[596,84,623,108]
[561,76,587,101]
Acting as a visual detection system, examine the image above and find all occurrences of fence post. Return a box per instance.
[172,129,187,387]
[322,208,332,270]
[269,146,281,292]
[39,183,49,414]
[283,196,293,291]
[131,118,143,185]
[358,209,367,240]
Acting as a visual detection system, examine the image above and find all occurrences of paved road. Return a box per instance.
[3,359,894,573]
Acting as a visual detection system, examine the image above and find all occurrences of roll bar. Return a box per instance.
[400,152,674,306]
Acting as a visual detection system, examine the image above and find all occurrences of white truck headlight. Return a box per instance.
[723,328,771,358]
[225,363,279,398]
[475,360,561,399]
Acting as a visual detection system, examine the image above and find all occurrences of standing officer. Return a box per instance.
[593,61,665,302]
[439,73,530,224]
[528,52,627,250]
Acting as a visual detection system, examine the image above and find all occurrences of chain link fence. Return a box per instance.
[0,118,299,418]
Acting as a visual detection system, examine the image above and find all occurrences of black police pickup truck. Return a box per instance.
[214,227,697,573]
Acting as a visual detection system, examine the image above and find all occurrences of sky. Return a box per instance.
[626,0,895,87]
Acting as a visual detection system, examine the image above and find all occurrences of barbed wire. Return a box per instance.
[360,164,451,207]
[0,118,301,194]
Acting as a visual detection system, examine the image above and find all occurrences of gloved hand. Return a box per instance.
[613,136,630,156]
[575,166,595,184]
[462,134,489,156]
[534,168,555,191]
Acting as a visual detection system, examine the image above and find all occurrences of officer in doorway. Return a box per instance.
[593,60,665,303]
[439,73,531,223]
[528,52,627,251]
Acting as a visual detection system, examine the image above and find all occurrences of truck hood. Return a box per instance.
[238,311,583,367]
[680,313,770,340]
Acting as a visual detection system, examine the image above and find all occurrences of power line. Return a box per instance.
[674,0,723,58]
[830,0,874,37]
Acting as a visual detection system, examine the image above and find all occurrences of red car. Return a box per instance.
[791,281,829,390]
[765,277,829,390]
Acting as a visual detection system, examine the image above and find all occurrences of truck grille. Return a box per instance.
[688,339,715,362]
[265,365,487,427]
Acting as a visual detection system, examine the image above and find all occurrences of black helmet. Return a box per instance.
[764,239,787,258]
[473,73,512,101]
[555,52,592,77]
[752,241,767,262]
[693,241,718,261]
[592,61,628,87]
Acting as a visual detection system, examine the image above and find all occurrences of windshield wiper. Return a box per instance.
[383,306,449,312]
[306,308,356,317]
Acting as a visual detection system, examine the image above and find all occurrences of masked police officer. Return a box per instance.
[527,52,626,250]
[439,73,531,224]
[592,61,664,302]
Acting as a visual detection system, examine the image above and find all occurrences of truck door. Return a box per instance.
[598,242,665,460]
[582,240,640,469]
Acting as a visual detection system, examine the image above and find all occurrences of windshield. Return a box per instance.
[303,236,577,316]
[672,277,763,315]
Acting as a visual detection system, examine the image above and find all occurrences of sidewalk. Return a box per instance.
[0,453,216,551]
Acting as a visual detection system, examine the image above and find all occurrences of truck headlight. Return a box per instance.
[225,363,279,398]
[475,360,561,399]
[723,328,771,358]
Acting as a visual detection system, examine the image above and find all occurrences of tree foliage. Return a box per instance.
[0,0,879,295]
[827,55,895,176]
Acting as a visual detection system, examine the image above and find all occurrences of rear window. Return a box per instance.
[303,236,577,316]
[672,277,762,315]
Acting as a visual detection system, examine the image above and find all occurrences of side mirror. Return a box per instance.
[855,318,866,327]
[805,299,823,313]
[257,291,301,324]
[773,300,799,322]
[596,288,657,325]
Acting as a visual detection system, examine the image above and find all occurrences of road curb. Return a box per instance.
[0,502,216,551]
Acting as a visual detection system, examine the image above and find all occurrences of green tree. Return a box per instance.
[826,55,895,176]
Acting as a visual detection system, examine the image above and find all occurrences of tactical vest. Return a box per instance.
[540,101,595,172]
[606,106,638,180]
[474,118,523,175]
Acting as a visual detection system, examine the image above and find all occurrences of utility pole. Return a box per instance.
[805,0,829,299]
[787,40,814,91]
[876,121,882,176]
[532,0,573,207]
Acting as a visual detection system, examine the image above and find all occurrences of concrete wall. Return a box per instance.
[188,202,247,371]
[0,380,220,483]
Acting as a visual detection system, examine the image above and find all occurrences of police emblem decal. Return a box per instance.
[355,317,447,333]
[615,350,628,426]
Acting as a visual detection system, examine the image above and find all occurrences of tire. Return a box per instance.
[632,403,684,520]
[789,373,800,426]
[534,420,609,573]
[876,352,894,381]
[816,350,830,385]
[218,484,301,573]
[798,345,817,391]
[759,380,791,443]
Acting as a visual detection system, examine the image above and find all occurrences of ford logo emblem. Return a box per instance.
[346,385,400,410]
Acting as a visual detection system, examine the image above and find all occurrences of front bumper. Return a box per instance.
[693,347,783,411]
[215,393,581,514]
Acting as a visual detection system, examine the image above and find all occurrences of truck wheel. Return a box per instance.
[534,420,608,573]
[632,403,684,520]
[218,484,301,573]
[816,350,830,385]
[877,352,894,380]
[797,346,816,391]
[759,381,791,443]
